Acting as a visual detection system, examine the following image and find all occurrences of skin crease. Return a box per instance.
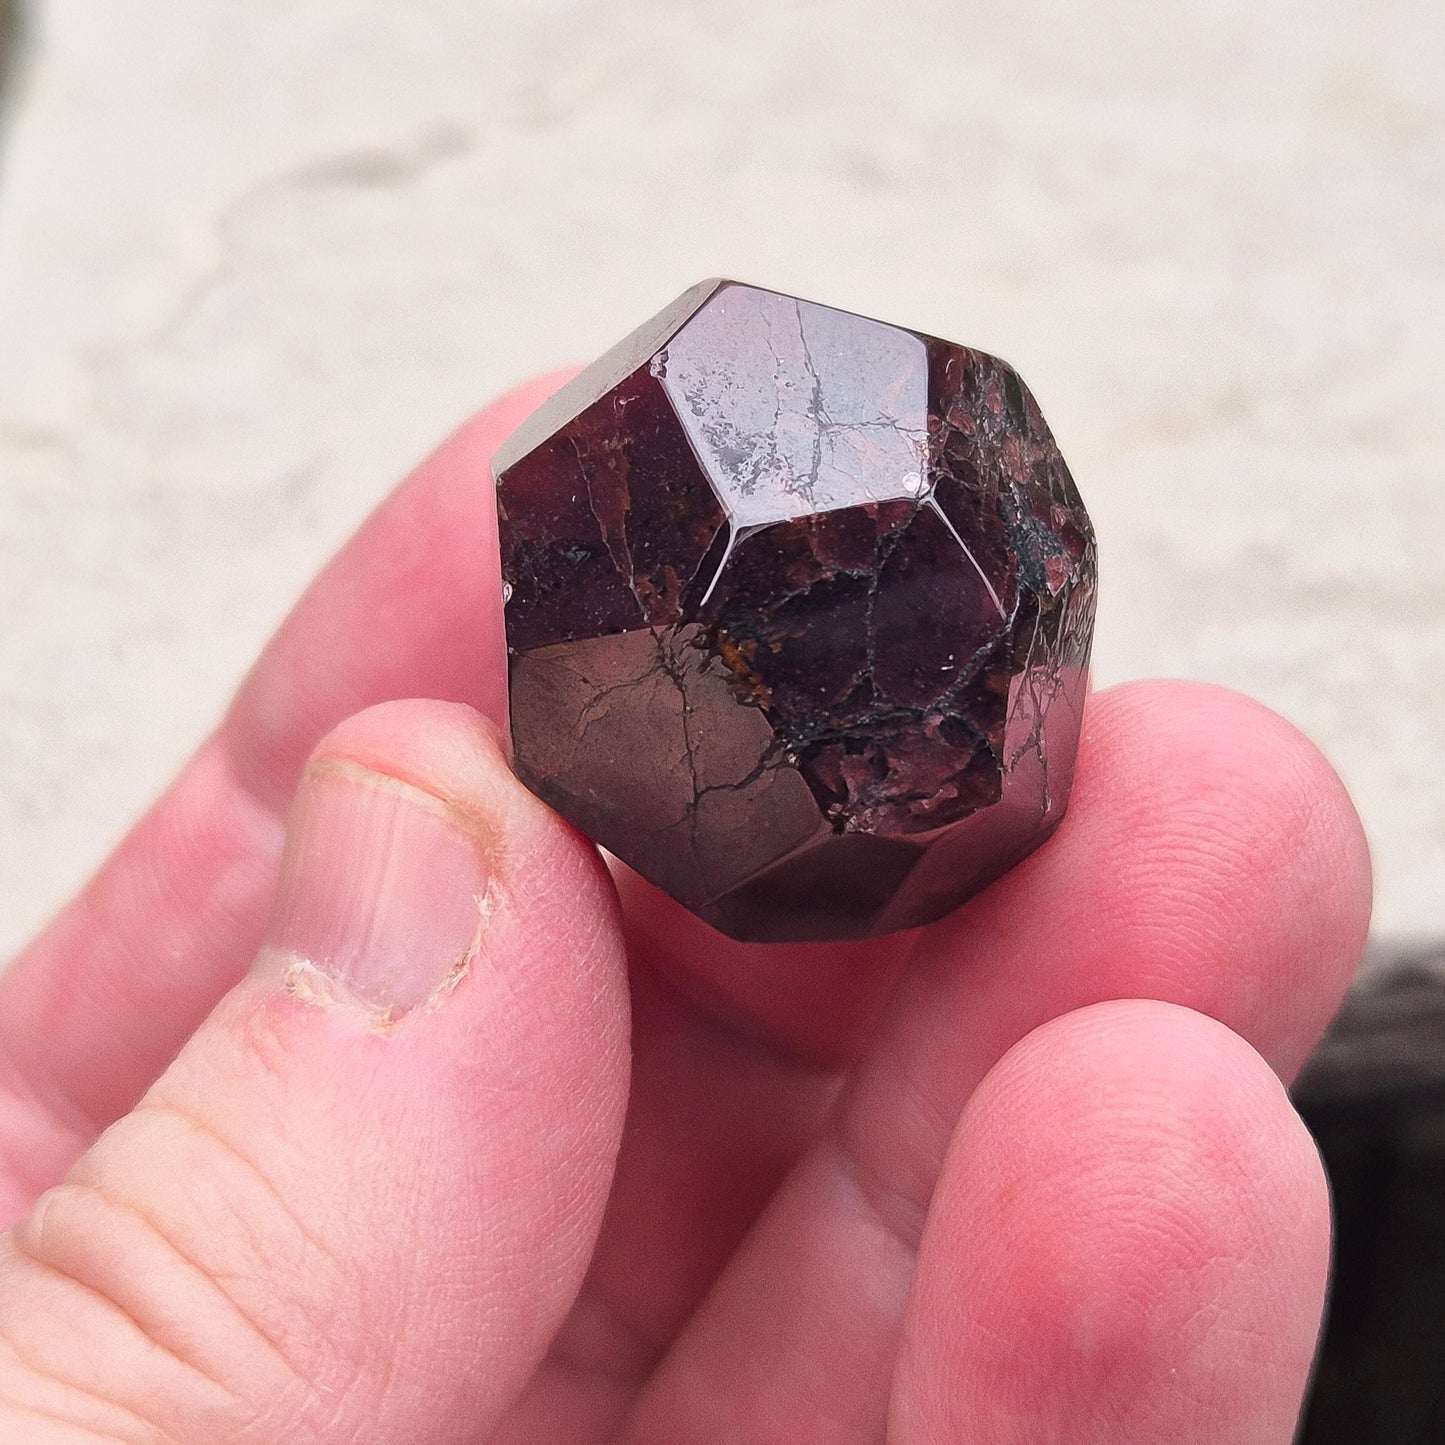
[0,380,1371,1443]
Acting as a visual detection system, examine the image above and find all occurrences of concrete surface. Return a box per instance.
[0,0,1441,959]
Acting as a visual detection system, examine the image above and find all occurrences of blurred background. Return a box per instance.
[0,1,1441,1435]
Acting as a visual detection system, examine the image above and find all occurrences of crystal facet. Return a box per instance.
[494,281,1096,942]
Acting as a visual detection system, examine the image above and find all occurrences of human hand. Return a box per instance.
[0,379,1371,1443]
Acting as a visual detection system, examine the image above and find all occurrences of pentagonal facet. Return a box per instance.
[494,280,1096,942]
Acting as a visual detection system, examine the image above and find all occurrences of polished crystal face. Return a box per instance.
[493,280,1096,942]
[659,288,932,524]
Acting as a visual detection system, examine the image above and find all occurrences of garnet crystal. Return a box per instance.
[494,281,1096,942]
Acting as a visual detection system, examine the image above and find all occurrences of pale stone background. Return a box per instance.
[0,0,1441,960]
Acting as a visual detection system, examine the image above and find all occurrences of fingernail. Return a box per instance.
[261,758,494,1020]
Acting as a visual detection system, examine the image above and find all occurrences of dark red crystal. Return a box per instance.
[494,281,1096,942]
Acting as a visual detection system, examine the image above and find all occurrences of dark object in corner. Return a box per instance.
[1295,941,1445,1443]
[0,1,21,118]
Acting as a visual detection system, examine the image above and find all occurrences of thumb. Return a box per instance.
[0,701,631,1443]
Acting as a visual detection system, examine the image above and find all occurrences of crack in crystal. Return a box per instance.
[795,297,828,510]
[1007,603,1054,818]
[571,430,644,624]
[564,647,670,735]
[754,309,791,503]
[646,625,799,895]
[647,626,707,870]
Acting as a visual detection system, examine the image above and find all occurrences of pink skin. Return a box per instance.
[0,378,1370,1442]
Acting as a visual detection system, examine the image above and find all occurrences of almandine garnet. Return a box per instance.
[493,280,1096,942]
